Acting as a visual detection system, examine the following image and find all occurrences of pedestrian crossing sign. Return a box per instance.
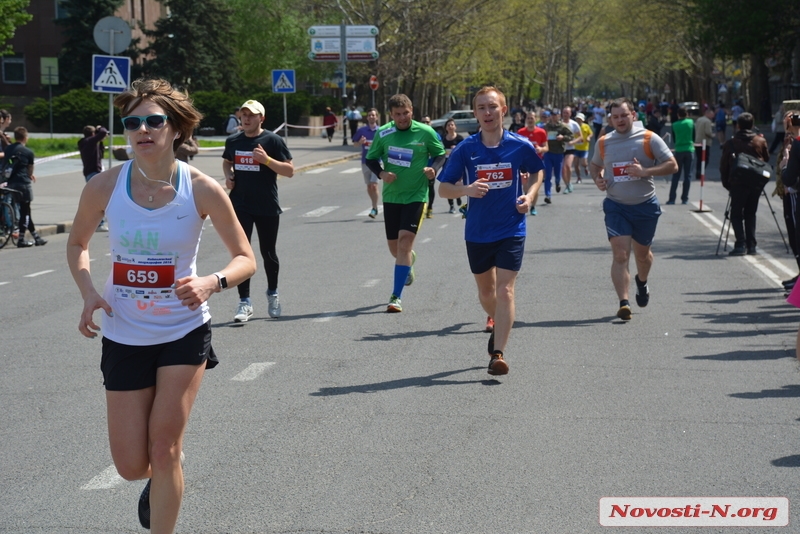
[272,70,296,94]
[92,55,130,93]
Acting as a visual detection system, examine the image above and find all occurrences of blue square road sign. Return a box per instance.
[92,55,130,93]
[272,70,296,94]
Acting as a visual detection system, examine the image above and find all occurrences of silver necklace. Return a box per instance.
[137,160,176,202]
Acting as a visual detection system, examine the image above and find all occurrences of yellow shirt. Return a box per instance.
[575,123,593,151]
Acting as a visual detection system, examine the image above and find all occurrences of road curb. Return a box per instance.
[36,153,361,237]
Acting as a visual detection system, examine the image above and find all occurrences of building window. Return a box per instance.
[55,0,68,19]
[2,55,26,84]
[140,0,145,24]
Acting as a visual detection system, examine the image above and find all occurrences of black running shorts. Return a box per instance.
[383,201,426,240]
[101,321,218,391]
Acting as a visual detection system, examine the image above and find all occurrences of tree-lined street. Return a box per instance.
[2,143,800,532]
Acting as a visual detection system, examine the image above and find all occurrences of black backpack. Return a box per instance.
[730,151,771,190]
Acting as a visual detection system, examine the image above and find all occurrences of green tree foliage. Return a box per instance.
[55,0,128,90]
[227,0,327,88]
[140,0,238,91]
[24,88,116,132]
[0,0,32,56]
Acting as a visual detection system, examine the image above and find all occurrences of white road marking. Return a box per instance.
[0,281,9,286]
[691,209,792,288]
[340,168,361,174]
[304,168,327,174]
[357,206,384,217]
[25,270,54,278]
[362,279,380,288]
[313,312,342,322]
[303,206,339,217]
[230,362,276,381]
[82,465,124,490]
[438,224,448,229]
[420,237,432,244]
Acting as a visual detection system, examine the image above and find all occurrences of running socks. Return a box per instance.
[393,265,411,299]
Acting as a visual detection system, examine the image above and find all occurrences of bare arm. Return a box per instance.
[222,159,235,189]
[66,168,117,337]
[253,144,294,177]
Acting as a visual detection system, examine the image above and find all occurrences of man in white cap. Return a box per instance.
[222,100,294,322]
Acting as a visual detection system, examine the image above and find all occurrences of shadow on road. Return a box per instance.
[309,366,495,396]
[685,349,793,361]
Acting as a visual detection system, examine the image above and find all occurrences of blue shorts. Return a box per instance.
[573,150,588,158]
[465,236,525,274]
[603,196,661,246]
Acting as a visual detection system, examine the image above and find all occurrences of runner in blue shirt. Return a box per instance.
[438,86,544,376]
[352,108,380,217]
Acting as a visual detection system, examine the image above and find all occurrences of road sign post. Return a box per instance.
[369,75,379,109]
[93,17,131,171]
[272,70,296,145]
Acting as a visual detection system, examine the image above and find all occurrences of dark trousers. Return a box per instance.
[729,185,762,248]
[769,132,785,154]
[783,191,800,269]
[236,211,280,298]
[695,144,710,179]
[668,151,693,203]
[17,201,36,235]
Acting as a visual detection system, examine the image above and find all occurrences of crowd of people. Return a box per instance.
[0,75,796,533]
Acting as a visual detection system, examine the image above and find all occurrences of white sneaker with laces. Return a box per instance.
[234,301,253,323]
[267,292,281,318]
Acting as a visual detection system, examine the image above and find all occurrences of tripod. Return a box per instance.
[716,189,790,255]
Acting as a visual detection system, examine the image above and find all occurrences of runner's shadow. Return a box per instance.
[729,385,800,399]
[686,349,793,361]
[310,366,494,396]
[361,322,475,342]
[771,455,800,467]
[212,303,385,328]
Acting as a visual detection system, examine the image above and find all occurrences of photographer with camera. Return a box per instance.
[778,110,800,289]
[720,113,770,256]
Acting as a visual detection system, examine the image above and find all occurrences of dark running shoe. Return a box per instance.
[138,479,151,529]
[488,351,509,375]
[616,305,632,321]
[487,331,494,355]
[782,275,798,289]
[635,275,649,308]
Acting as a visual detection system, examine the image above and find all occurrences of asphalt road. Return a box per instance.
[1,137,800,533]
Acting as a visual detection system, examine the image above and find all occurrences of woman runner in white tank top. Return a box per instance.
[66,78,256,534]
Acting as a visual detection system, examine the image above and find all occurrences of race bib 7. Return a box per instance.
[476,163,513,189]
[611,161,640,182]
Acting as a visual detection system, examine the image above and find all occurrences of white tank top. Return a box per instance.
[101,160,210,345]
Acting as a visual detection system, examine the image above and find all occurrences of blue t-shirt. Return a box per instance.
[352,124,378,164]
[438,130,544,243]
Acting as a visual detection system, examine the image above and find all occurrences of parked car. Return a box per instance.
[429,110,479,135]
[679,101,701,115]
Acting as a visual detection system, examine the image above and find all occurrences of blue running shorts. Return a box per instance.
[603,196,661,246]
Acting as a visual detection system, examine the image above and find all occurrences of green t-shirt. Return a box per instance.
[672,118,695,153]
[366,120,445,204]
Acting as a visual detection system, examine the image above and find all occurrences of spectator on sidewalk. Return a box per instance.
[0,110,12,150]
[4,127,47,247]
[323,107,338,142]
[225,108,242,135]
[175,135,199,163]
[78,124,109,231]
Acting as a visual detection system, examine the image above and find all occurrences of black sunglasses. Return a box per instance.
[121,114,169,131]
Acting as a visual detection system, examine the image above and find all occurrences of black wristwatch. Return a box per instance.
[213,272,228,291]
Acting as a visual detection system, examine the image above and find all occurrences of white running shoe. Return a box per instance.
[267,292,281,318]
[234,301,253,323]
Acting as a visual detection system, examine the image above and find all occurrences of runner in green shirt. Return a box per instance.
[365,94,445,312]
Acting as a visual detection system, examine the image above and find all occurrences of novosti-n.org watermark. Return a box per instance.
[600,497,788,527]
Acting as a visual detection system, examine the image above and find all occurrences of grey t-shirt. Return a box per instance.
[591,126,673,205]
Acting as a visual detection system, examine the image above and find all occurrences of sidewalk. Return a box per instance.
[28,135,362,238]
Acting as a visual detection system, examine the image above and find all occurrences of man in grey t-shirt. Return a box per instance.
[589,99,678,321]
